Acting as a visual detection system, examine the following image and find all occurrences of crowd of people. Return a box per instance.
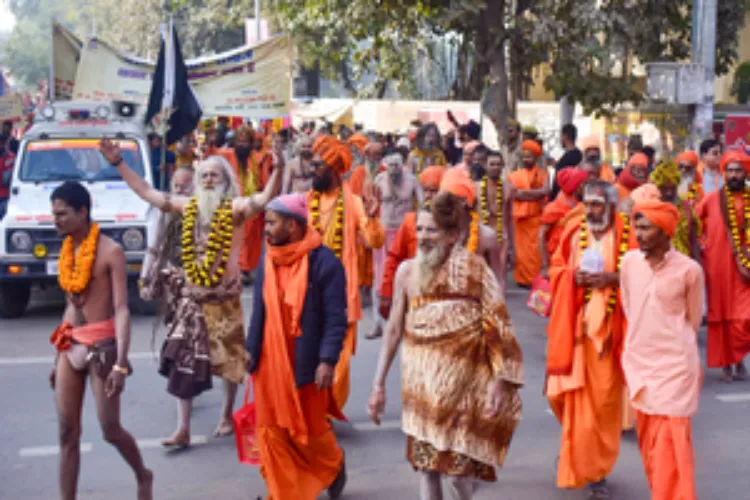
[42,113,750,500]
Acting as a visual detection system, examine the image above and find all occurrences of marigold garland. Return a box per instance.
[724,186,750,270]
[182,196,233,288]
[58,223,100,294]
[310,190,344,259]
[578,214,630,313]
[480,176,504,246]
[687,183,698,203]
[466,211,480,253]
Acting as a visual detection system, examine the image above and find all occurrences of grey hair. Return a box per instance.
[583,180,618,206]
[196,155,240,198]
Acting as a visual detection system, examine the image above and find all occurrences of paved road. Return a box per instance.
[1,281,749,499]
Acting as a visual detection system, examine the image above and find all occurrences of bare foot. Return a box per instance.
[137,469,153,500]
[734,363,747,381]
[161,430,190,449]
[721,367,734,383]
[214,420,234,437]
[365,326,382,340]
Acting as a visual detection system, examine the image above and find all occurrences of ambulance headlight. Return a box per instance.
[9,230,33,252]
[41,106,55,121]
[121,228,144,250]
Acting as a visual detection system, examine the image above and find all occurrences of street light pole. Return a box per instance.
[691,0,718,144]
[255,0,261,43]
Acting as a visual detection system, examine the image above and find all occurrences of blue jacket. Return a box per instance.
[246,245,348,388]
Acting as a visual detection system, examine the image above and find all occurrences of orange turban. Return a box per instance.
[440,167,476,206]
[627,152,649,170]
[235,125,254,141]
[313,135,353,174]
[630,183,661,205]
[719,150,750,175]
[521,139,543,158]
[557,168,589,196]
[419,166,447,188]
[676,151,699,167]
[633,199,681,237]
[347,134,369,155]
[580,135,600,153]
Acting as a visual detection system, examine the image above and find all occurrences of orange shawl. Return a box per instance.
[546,213,633,376]
[509,165,547,219]
[257,229,323,443]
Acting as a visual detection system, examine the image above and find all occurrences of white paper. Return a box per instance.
[580,248,605,273]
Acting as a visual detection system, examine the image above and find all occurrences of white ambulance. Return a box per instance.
[0,100,158,318]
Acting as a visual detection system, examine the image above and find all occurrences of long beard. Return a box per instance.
[389,171,403,187]
[677,175,694,197]
[414,244,448,293]
[195,185,224,227]
[587,206,612,233]
[366,160,380,175]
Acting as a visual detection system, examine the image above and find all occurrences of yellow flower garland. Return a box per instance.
[182,196,233,288]
[724,186,750,270]
[310,190,344,259]
[578,214,630,313]
[58,223,100,294]
[466,211,480,253]
[479,176,504,246]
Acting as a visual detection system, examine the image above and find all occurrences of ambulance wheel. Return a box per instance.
[0,282,31,319]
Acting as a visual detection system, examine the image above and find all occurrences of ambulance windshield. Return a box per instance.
[19,139,145,182]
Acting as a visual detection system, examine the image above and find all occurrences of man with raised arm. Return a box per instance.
[98,137,284,446]
[49,181,153,500]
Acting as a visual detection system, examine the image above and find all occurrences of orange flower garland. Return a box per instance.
[466,211,480,253]
[58,223,100,294]
[479,176,504,246]
[310,190,344,259]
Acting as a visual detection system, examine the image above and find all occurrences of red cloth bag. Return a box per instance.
[527,275,552,317]
[232,382,261,466]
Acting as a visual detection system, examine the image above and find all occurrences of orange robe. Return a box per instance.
[253,232,344,500]
[696,190,750,368]
[545,213,636,489]
[348,164,385,289]
[635,412,697,500]
[615,183,632,202]
[307,185,385,411]
[540,193,581,258]
[219,148,273,272]
[379,212,418,300]
[509,165,548,286]
[600,164,616,183]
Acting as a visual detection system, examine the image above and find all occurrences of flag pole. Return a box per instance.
[159,17,172,192]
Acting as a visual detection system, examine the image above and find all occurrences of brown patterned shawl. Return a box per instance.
[401,245,524,467]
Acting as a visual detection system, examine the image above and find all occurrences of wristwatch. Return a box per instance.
[112,364,130,376]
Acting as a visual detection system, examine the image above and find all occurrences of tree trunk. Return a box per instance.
[481,0,510,145]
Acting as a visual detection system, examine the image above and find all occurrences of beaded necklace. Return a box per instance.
[578,214,630,313]
[182,197,233,288]
[310,190,345,259]
[724,186,750,270]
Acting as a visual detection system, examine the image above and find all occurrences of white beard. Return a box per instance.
[195,185,225,227]
[678,175,695,197]
[587,205,612,233]
[414,243,449,293]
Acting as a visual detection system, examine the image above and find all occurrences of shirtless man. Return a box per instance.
[368,149,423,339]
[49,181,152,500]
[475,151,512,275]
[406,122,447,175]
[440,167,506,294]
[99,137,283,445]
[283,135,314,193]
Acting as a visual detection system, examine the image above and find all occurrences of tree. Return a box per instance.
[271,0,750,145]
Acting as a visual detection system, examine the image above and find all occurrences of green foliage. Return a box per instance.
[732,61,750,104]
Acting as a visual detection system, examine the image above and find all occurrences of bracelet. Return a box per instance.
[109,156,123,167]
[372,385,385,392]
[112,364,129,376]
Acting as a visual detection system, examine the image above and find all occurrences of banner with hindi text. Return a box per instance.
[71,35,291,120]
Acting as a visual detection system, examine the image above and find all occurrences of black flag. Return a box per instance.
[145,21,202,146]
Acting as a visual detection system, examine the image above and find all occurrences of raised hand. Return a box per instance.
[98,138,122,165]
[362,182,382,218]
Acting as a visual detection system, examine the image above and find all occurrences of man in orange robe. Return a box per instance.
[348,141,385,307]
[546,180,637,497]
[508,140,549,286]
[306,136,385,411]
[696,151,750,382]
[219,126,273,279]
[580,135,616,182]
[377,165,446,321]
[247,194,348,500]
[676,150,705,206]
[615,152,649,204]
[621,198,703,500]
[539,168,588,279]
